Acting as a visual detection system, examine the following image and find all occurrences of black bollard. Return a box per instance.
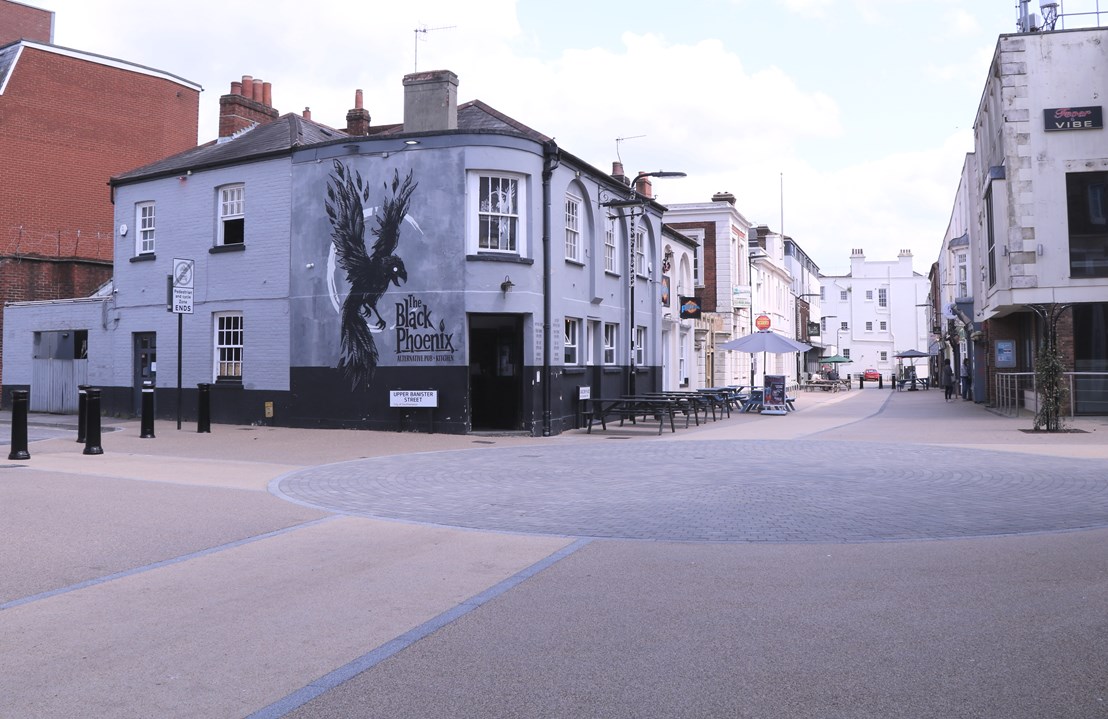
[83,388,104,455]
[8,389,30,460]
[140,381,155,438]
[878,374,884,390]
[197,383,211,433]
[858,375,864,390]
[77,385,88,444]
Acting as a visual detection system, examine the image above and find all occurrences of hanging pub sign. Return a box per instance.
[807,321,821,336]
[1043,106,1102,131]
[661,276,671,306]
[679,296,702,319]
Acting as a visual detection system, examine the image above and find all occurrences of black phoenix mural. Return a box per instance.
[325,161,418,388]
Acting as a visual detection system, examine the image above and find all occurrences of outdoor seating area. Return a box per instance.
[585,387,757,434]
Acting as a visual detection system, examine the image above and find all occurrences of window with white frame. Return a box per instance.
[634,228,646,276]
[865,321,873,331]
[865,290,873,301]
[635,325,646,366]
[474,174,521,253]
[877,287,888,308]
[136,202,156,255]
[957,253,968,297]
[604,218,617,272]
[839,290,848,301]
[585,321,596,365]
[564,193,581,261]
[879,320,887,331]
[603,323,617,365]
[218,185,245,245]
[879,351,888,361]
[843,348,851,359]
[840,321,848,331]
[214,312,244,381]
[564,318,580,365]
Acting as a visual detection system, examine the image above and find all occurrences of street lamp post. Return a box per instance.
[602,170,685,396]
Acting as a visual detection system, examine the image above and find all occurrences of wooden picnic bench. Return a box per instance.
[586,397,679,434]
[639,392,717,425]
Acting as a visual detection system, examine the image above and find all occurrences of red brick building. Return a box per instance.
[0,0,200,396]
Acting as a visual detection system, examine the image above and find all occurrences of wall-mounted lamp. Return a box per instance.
[500,275,515,294]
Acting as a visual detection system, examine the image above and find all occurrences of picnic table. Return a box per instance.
[586,397,678,434]
[637,392,715,425]
[804,378,850,392]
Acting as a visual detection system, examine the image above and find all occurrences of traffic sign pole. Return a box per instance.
[171,259,195,430]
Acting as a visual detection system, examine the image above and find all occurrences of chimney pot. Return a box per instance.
[219,74,280,138]
[303,107,312,121]
[355,89,364,110]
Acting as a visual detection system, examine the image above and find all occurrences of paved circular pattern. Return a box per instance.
[272,440,1108,542]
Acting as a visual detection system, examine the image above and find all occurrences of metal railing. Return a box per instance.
[992,371,1108,417]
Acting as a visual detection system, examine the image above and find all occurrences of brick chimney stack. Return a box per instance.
[611,161,629,186]
[346,89,371,136]
[218,74,280,138]
[635,172,653,199]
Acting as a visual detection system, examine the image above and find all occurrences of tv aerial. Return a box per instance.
[414,24,456,72]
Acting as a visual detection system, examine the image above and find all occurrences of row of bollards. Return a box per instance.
[7,382,213,460]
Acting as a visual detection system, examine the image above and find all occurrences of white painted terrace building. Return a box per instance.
[820,249,931,380]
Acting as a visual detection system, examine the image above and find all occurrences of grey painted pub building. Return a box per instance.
[2,71,668,435]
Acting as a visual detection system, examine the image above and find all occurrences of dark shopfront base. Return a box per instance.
[2,362,661,435]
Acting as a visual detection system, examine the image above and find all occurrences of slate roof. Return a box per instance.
[111,114,349,185]
[0,42,20,93]
[112,95,559,186]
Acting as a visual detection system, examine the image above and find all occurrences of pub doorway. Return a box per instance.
[468,314,523,431]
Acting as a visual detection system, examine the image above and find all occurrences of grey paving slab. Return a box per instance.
[272,440,1108,542]
[281,533,1108,719]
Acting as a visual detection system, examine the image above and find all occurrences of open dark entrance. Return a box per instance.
[469,314,523,431]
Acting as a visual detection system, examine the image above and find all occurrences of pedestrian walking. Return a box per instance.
[961,358,972,401]
[941,360,955,401]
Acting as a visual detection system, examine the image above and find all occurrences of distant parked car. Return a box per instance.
[863,368,881,381]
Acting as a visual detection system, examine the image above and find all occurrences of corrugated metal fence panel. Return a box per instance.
[30,359,88,413]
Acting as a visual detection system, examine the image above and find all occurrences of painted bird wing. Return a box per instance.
[369,169,418,263]
[325,160,373,281]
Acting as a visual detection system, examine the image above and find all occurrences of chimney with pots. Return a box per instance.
[303,107,311,121]
[635,172,653,199]
[346,89,371,136]
[218,74,280,138]
[402,70,458,133]
[711,191,736,205]
[611,161,629,186]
